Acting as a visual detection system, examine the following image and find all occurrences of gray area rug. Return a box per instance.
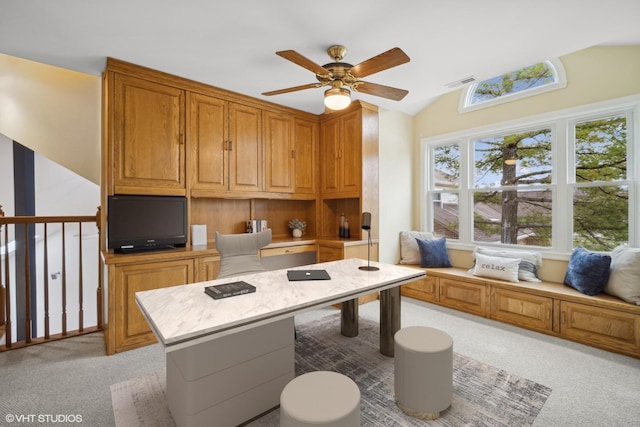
[111,314,551,426]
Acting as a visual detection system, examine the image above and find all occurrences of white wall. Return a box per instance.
[0,53,101,185]
[378,109,414,263]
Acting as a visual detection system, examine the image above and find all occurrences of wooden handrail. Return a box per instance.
[0,209,102,351]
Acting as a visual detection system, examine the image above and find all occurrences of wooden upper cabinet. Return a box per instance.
[229,103,262,192]
[293,118,318,195]
[189,95,262,194]
[320,109,362,196]
[264,111,295,193]
[113,74,186,195]
[190,92,228,192]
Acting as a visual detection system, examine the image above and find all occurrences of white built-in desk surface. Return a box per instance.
[135,258,425,350]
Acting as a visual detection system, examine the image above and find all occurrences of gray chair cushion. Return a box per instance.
[215,229,272,279]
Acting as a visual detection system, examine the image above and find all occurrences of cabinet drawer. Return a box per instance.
[490,288,553,332]
[439,278,487,316]
[317,245,343,262]
[560,301,640,355]
[261,244,316,257]
[401,276,438,303]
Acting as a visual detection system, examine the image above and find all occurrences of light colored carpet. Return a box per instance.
[111,313,551,426]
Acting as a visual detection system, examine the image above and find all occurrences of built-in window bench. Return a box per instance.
[401,266,640,359]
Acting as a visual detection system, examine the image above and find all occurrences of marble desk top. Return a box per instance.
[135,258,425,350]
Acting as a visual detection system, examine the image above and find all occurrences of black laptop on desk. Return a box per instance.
[287,269,331,281]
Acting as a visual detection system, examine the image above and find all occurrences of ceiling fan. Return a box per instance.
[262,45,410,110]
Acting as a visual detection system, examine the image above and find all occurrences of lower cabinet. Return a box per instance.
[112,259,195,353]
[401,269,640,358]
[438,278,487,317]
[560,301,640,356]
[400,276,438,303]
[490,287,553,333]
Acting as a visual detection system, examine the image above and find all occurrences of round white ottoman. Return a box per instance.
[280,371,360,427]
[394,326,453,420]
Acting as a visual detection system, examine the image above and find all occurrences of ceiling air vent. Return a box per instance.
[446,76,476,89]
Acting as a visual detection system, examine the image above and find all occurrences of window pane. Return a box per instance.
[474,129,552,188]
[474,189,552,246]
[575,116,627,182]
[432,192,459,239]
[433,144,460,189]
[573,185,628,251]
[470,63,555,105]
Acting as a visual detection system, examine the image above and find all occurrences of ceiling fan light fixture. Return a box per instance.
[324,87,351,110]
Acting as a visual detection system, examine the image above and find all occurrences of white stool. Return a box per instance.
[280,371,360,427]
[394,326,453,420]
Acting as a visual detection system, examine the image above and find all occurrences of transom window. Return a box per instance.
[460,59,567,113]
[424,97,638,253]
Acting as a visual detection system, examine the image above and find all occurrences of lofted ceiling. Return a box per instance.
[2,0,640,116]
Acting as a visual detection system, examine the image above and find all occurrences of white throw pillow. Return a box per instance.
[472,253,521,282]
[605,245,640,305]
[474,246,543,282]
[399,231,435,264]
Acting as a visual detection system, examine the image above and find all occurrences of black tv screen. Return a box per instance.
[108,195,187,253]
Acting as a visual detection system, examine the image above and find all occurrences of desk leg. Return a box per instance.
[380,287,401,357]
[341,299,359,337]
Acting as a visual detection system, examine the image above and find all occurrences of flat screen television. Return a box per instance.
[107,195,187,253]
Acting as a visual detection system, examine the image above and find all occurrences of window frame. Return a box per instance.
[459,59,567,114]
[422,94,640,257]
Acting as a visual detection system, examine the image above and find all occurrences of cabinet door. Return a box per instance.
[293,118,317,194]
[264,111,295,193]
[320,116,341,194]
[490,287,553,332]
[229,103,262,192]
[115,259,194,351]
[113,74,185,194]
[560,301,640,355]
[340,110,362,194]
[439,278,487,316]
[190,93,228,191]
[196,256,221,282]
[401,276,438,303]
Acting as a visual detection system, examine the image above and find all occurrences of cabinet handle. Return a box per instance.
[291,150,296,159]
[179,133,185,145]
[227,141,233,151]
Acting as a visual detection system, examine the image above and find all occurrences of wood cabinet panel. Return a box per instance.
[401,276,438,303]
[264,111,294,193]
[320,117,341,194]
[317,244,343,263]
[560,301,640,355]
[340,110,362,194]
[113,74,185,194]
[438,278,487,316]
[293,118,317,194]
[115,259,194,352]
[229,103,262,192]
[196,256,220,282]
[490,288,553,332]
[190,93,228,191]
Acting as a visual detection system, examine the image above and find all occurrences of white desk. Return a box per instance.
[136,258,425,427]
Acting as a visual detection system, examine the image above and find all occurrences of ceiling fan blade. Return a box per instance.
[262,83,322,96]
[354,81,409,101]
[276,50,329,76]
[350,47,410,78]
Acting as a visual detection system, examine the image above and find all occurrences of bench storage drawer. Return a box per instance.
[490,288,553,333]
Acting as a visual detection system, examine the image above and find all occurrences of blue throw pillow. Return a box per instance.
[415,237,452,268]
[563,247,611,296]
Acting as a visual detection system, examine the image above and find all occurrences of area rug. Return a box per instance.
[111,314,551,426]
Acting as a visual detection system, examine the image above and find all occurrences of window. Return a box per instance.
[424,97,638,253]
[460,59,567,113]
